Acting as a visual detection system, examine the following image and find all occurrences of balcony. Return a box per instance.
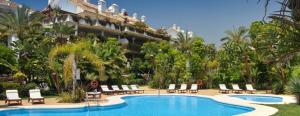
[123,26,162,41]
[47,13,169,41]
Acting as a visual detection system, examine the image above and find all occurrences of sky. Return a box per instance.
[12,0,280,46]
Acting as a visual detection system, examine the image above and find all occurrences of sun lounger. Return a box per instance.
[28,89,45,104]
[86,91,101,99]
[5,90,22,105]
[189,84,198,93]
[130,85,144,93]
[219,84,230,93]
[112,85,125,94]
[178,84,187,93]
[232,84,243,93]
[167,84,176,93]
[100,85,115,95]
[121,85,134,94]
[246,84,256,93]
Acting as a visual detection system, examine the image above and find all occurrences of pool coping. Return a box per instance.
[0,94,285,116]
[216,94,297,105]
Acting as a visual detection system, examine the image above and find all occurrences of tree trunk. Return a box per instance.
[297,95,300,105]
[186,58,191,82]
[51,72,61,93]
[279,65,286,85]
[71,54,77,96]
[243,51,251,84]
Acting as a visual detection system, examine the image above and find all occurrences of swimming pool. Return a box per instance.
[0,95,254,116]
[230,95,283,103]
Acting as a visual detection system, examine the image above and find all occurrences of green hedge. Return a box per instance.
[0,82,38,99]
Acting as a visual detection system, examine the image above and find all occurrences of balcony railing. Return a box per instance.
[47,14,170,41]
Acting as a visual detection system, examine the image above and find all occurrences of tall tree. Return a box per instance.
[48,40,105,94]
[172,31,196,81]
[172,32,195,54]
[0,6,43,41]
[221,26,248,44]
[220,26,254,84]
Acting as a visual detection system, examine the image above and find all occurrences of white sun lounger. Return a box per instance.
[219,84,230,93]
[5,90,22,105]
[130,85,144,93]
[167,84,176,93]
[29,89,45,103]
[246,84,256,93]
[100,85,115,95]
[112,85,125,94]
[189,84,198,93]
[178,84,187,93]
[121,85,133,94]
[232,84,243,93]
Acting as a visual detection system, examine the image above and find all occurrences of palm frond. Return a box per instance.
[63,54,74,86]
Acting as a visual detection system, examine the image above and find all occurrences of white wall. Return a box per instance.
[49,0,81,13]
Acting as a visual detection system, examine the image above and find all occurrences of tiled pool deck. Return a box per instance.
[0,93,296,116]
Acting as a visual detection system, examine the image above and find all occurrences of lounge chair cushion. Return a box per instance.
[168,84,175,90]
[246,84,256,91]
[29,89,44,99]
[112,85,120,91]
[232,84,242,90]
[179,84,187,90]
[219,84,229,90]
[6,90,21,100]
[121,85,131,91]
[101,85,114,92]
[131,85,142,90]
[191,84,198,90]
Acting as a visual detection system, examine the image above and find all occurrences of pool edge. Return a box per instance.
[0,94,284,116]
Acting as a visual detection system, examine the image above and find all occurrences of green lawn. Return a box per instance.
[268,104,300,116]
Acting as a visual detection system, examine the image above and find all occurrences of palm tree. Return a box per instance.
[48,40,105,95]
[0,6,43,41]
[51,22,75,44]
[221,26,253,84]
[0,44,17,73]
[221,26,248,44]
[172,31,196,70]
[172,31,195,54]
[43,6,75,44]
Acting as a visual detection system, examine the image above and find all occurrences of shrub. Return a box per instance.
[272,82,285,94]
[0,82,21,90]
[12,71,26,82]
[57,87,85,103]
[133,22,148,30]
[0,83,3,93]
[41,90,57,96]
[0,44,17,73]
[124,73,144,85]
[0,82,39,98]
[148,80,158,88]
[156,28,168,36]
[0,82,21,100]
[19,83,38,97]
[57,92,74,103]
[286,77,300,104]
[74,87,85,102]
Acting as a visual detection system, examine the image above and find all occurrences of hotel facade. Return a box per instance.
[2,0,192,59]
[46,0,173,59]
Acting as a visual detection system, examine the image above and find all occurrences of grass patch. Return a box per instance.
[268,104,300,116]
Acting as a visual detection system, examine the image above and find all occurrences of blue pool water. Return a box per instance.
[230,95,283,103]
[0,96,254,116]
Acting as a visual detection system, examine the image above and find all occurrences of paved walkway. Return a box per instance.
[0,87,296,116]
[0,87,270,107]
